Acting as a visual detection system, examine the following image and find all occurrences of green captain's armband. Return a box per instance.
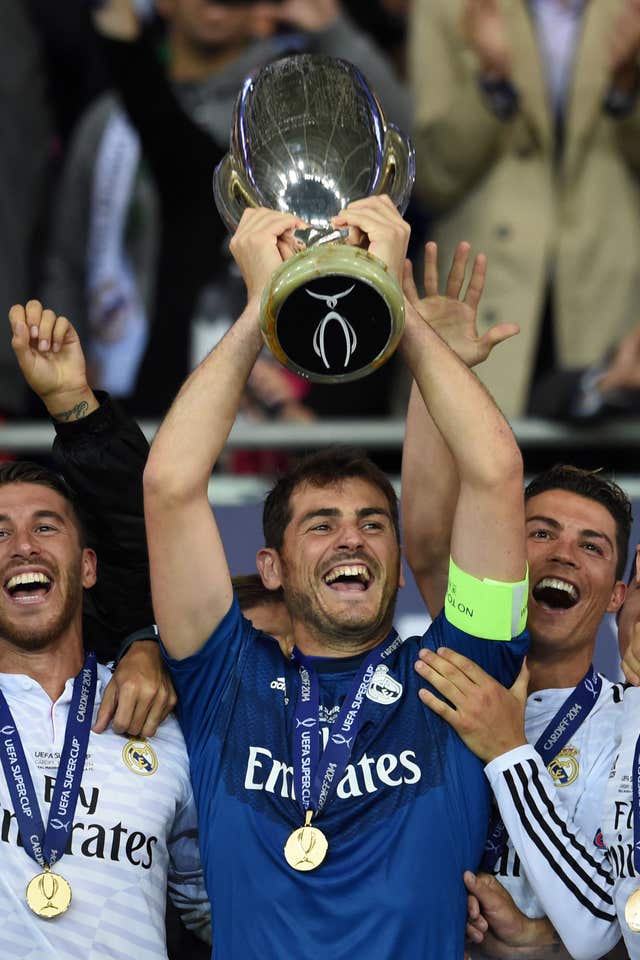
[445,558,528,641]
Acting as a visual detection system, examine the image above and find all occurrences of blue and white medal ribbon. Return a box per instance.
[481,664,602,872]
[533,664,601,767]
[0,653,97,917]
[625,735,640,931]
[284,632,404,870]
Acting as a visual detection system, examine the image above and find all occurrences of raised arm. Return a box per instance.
[395,243,524,587]
[402,242,518,617]
[8,300,175,737]
[401,242,518,614]
[143,209,306,659]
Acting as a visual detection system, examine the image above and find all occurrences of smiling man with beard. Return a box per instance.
[0,467,94,661]
[0,460,211,957]
[143,197,529,959]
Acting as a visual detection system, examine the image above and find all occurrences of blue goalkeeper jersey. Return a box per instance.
[166,598,528,960]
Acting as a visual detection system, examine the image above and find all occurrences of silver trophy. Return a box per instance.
[214,54,415,383]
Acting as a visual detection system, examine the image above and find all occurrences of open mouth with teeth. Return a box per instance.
[323,564,372,592]
[532,577,579,610]
[4,572,53,604]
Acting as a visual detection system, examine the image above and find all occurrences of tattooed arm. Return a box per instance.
[8,301,175,737]
[9,299,99,422]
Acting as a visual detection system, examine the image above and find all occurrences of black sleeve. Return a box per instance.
[51,392,152,662]
[98,31,225,214]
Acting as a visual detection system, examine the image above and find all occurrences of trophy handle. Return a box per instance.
[376,124,415,216]
[213,155,259,234]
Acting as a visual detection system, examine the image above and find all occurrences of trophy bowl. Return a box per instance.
[214,53,415,383]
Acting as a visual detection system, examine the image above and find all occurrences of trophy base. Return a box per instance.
[260,244,405,384]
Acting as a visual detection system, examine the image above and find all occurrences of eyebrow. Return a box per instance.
[0,510,68,526]
[526,514,615,552]
[297,506,392,527]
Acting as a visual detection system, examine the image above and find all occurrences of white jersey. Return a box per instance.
[484,685,627,958]
[601,685,640,959]
[0,664,211,960]
[492,677,623,920]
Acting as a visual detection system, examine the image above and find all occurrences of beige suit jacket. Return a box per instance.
[411,0,640,415]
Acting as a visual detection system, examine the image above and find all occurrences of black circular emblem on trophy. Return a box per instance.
[268,255,400,382]
[213,54,415,383]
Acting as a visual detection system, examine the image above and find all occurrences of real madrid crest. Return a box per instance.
[366,664,403,705]
[122,738,158,776]
[547,747,579,787]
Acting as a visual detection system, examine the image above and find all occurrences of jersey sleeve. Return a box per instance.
[52,391,153,661]
[485,744,620,960]
[166,785,212,945]
[424,612,528,687]
[163,597,253,752]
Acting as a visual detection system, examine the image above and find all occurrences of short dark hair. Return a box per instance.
[262,447,400,551]
[0,460,86,545]
[232,573,283,611]
[525,464,632,580]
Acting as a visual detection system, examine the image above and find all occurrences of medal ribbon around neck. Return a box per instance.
[625,735,640,931]
[631,732,640,876]
[0,652,97,871]
[291,631,405,820]
[481,663,602,872]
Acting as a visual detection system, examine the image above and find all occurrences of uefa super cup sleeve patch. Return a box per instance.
[445,558,528,640]
[122,739,158,776]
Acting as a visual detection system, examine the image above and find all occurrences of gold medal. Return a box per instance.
[26,867,72,919]
[626,889,640,932]
[284,810,328,871]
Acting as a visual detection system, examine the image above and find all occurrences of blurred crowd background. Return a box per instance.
[3,0,640,475]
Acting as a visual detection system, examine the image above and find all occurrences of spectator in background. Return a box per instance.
[343,0,409,77]
[410,0,640,419]
[0,0,51,420]
[28,0,111,153]
[529,322,640,421]
[43,0,410,427]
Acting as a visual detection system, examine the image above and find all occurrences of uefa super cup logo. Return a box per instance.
[38,871,60,913]
[293,823,318,867]
[307,286,357,370]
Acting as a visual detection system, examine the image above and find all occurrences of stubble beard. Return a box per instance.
[0,562,83,653]
[283,580,398,654]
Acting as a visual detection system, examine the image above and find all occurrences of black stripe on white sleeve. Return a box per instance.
[501,760,616,923]
[518,761,614,886]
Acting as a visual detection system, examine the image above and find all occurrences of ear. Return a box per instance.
[81,547,97,590]
[607,579,626,615]
[256,547,283,590]
[399,554,406,590]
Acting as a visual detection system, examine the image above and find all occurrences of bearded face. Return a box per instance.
[0,484,96,655]
[269,478,402,654]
